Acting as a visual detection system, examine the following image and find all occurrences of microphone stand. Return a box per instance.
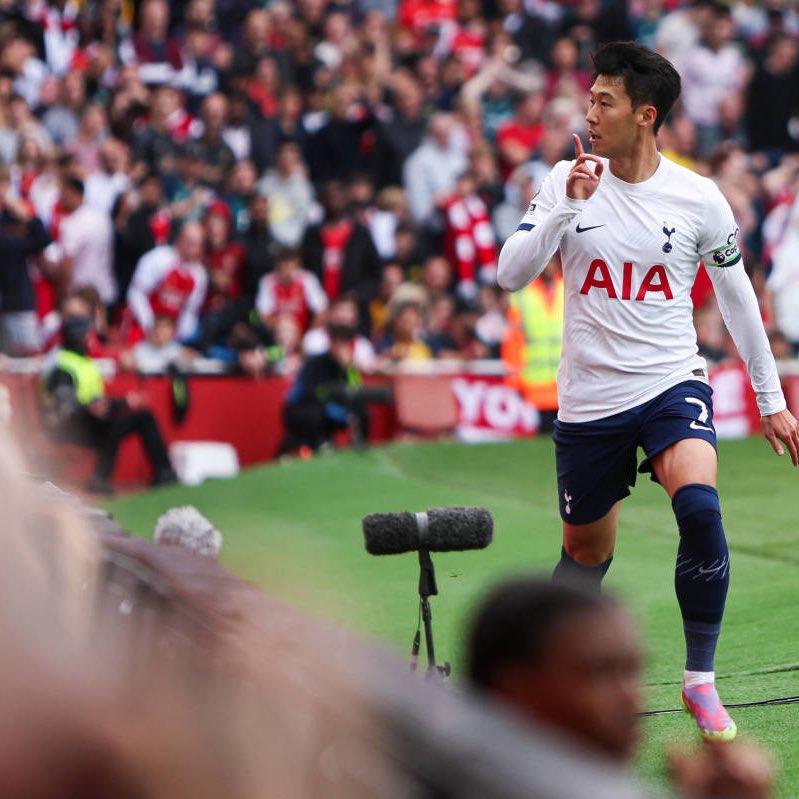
[410,547,451,679]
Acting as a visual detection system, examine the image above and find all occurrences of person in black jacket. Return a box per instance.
[280,324,373,454]
[0,168,50,354]
[300,180,381,334]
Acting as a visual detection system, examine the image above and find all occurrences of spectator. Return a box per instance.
[0,166,50,354]
[403,112,468,243]
[423,292,459,357]
[679,3,748,157]
[1,36,48,111]
[308,83,376,184]
[368,262,406,341]
[1,93,52,165]
[203,200,247,315]
[64,103,109,176]
[167,140,214,224]
[112,171,169,308]
[372,75,427,190]
[765,196,799,353]
[305,292,377,372]
[258,139,314,249]
[660,114,699,172]
[301,179,381,331]
[39,71,84,147]
[121,313,195,373]
[126,220,207,343]
[122,0,183,85]
[367,186,409,261]
[44,176,116,309]
[224,159,258,234]
[255,247,327,336]
[465,576,775,799]
[130,84,192,182]
[745,33,799,165]
[495,89,547,180]
[41,307,177,494]
[175,23,220,115]
[240,192,274,298]
[190,92,236,192]
[280,324,373,453]
[501,258,563,431]
[85,139,131,214]
[493,163,536,244]
[543,35,592,103]
[223,93,281,176]
[443,171,498,301]
[247,53,282,118]
[376,299,433,363]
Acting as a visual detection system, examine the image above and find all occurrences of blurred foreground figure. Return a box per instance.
[466,577,774,798]
[0,437,773,799]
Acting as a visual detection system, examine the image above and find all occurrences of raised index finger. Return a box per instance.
[572,133,584,158]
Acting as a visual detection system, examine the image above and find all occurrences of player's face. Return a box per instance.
[585,76,641,160]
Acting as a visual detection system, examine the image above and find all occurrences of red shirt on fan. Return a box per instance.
[126,245,208,343]
[495,119,546,180]
[444,182,497,288]
[320,220,353,301]
[398,0,456,40]
[204,242,247,313]
[255,261,328,334]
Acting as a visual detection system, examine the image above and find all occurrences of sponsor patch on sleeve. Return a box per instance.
[708,229,741,267]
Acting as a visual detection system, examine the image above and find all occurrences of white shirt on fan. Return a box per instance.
[498,154,785,423]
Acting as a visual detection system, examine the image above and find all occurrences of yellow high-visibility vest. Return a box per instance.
[54,349,105,406]
[503,277,563,411]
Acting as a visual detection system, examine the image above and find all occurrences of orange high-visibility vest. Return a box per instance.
[502,276,563,411]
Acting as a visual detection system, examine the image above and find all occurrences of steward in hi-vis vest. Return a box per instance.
[502,261,563,429]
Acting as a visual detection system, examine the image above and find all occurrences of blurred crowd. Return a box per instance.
[0,0,797,379]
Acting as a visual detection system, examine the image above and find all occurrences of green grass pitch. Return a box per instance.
[104,437,799,795]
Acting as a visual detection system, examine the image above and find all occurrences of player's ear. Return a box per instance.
[637,104,657,130]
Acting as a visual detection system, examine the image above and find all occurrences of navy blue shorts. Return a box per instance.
[553,380,716,525]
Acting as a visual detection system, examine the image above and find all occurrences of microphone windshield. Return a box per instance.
[363,506,493,555]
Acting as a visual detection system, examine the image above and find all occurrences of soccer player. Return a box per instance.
[497,41,799,741]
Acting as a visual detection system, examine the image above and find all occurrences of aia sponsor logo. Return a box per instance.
[579,259,673,300]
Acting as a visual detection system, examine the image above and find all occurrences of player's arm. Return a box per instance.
[702,193,799,465]
[498,135,603,292]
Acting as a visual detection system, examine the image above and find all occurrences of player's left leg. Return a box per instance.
[650,437,736,740]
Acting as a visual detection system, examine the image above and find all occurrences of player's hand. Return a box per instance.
[761,408,799,466]
[566,134,604,201]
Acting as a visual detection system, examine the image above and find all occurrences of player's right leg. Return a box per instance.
[553,503,621,588]
[551,414,639,591]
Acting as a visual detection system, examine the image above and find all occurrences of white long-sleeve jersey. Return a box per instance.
[498,155,785,422]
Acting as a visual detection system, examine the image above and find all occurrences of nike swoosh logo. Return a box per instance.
[575,223,606,233]
[689,421,714,432]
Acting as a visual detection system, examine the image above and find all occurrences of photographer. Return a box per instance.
[280,324,378,454]
[0,167,50,354]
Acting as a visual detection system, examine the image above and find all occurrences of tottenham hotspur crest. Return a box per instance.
[662,224,676,253]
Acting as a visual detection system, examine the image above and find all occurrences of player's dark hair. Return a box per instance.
[591,41,681,133]
[466,576,617,690]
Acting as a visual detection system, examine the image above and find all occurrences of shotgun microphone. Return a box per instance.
[362,506,493,555]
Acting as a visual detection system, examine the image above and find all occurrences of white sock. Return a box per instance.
[684,669,714,688]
